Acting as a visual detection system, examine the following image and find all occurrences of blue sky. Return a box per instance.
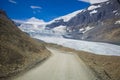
[0,0,90,22]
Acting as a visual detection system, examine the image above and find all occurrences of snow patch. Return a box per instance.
[88,5,101,10]
[106,1,110,4]
[115,13,120,16]
[113,10,117,13]
[90,10,98,15]
[52,25,66,34]
[79,26,94,33]
[115,20,120,24]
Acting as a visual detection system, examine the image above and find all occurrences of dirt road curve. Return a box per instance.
[14,48,98,80]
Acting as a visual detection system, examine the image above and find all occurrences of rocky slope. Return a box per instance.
[0,10,50,79]
[46,0,120,44]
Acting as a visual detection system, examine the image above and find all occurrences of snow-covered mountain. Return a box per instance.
[15,17,64,37]
[45,10,85,34]
[15,0,120,44]
[14,17,46,33]
[14,0,120,56]
[46,0,120,44]
[48,10,83,24]
[27,17,45,23]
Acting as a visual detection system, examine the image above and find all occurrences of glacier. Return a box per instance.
[29,31,120,56]
[16,13,120,56]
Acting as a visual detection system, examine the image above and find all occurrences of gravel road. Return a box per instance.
[14,48,98,80]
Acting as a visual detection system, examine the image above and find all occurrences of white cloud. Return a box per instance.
[78,0,108,4]
[8,0,17,4]
[30,6,42,9]
[30,6,42,14]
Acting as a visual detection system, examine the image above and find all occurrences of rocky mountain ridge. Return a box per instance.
[46,0,120,44]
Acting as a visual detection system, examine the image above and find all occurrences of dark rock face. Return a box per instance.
[46,19,66,29]
[46,0,120,44]
[67,0,120,27]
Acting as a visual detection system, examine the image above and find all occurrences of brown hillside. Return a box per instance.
[0,10,51,78]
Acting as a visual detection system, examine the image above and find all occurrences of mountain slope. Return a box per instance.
[0,10,50,78]
[46,0,120,44]
[14,17,46,33]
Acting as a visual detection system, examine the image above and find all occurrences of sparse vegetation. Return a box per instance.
[0,10,51,79]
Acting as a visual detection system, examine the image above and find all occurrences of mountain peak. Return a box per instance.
[27,17,45,23]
